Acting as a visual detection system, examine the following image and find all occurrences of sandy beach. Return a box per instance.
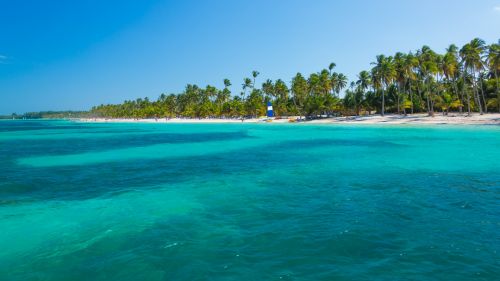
[78,113,500,126]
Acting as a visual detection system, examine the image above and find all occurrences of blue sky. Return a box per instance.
[1,0,500,114]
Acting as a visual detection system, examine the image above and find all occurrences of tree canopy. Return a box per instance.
[90,38,500,119]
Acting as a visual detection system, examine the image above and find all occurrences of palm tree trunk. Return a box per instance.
[370,85,375,115]
[397,84,401,115]
[431,76,439,117]
[478,75,487,113]
[428,94,434,116]
[425,80,432,116]
[466,88,471,116]
[453,79,462,114]
[409,80,414,114]
[417,81,423,113]
[471,69,483,115]
[381,88,385,116]
[291,95,301,120]
[426,95,431,116]
[496,70,500,113]
[474,89,482,114]
[461,72,471,116]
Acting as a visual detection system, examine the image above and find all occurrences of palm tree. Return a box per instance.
[217,79,232,116]
[328,62,336,75]
[478,71,488,113]
[356,70,371,92]
[252,70,260,89]
[443,45,462,113]
[403,52,418,114]
[417,46,439,116]
[394,52,406,114]
[434,54,445,115]
[291,73,308,117]
[460,38,486,115]
[242,78,252,100]
[487,42,500,112]
[308,73,321,96]
[356,71,371,115]
[319,69,332,95]
[274,79,289,116]
[371,55,396,116]
[262,79,274,102]
[307,73,323,116]
[330,72,338,97]
[335,73,348,96]
[345,81,364,116]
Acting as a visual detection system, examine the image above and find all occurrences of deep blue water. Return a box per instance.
[0,120,499,280]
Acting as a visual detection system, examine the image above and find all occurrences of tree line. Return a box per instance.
[3,111,93,120]
[91,38,500,119]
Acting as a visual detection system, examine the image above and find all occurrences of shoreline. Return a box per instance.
[77,113,500,126]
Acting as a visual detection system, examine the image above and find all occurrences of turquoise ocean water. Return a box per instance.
[0,120,499,280]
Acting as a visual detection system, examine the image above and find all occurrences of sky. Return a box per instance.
[1,0,500,114]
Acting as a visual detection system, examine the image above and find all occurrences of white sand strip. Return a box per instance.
[77,113,500,126]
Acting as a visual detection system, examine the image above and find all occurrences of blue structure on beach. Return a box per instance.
[266,102,274,117]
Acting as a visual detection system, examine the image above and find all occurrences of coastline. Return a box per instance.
[77,113,500,126]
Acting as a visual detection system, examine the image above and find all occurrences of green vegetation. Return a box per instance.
[3,111,92,120]
[92,38,499,118]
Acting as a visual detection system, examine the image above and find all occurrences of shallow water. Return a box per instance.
[0,120,499,280]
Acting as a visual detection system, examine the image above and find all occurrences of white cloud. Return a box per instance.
[0,55,6,64]
[495,5,500,11]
